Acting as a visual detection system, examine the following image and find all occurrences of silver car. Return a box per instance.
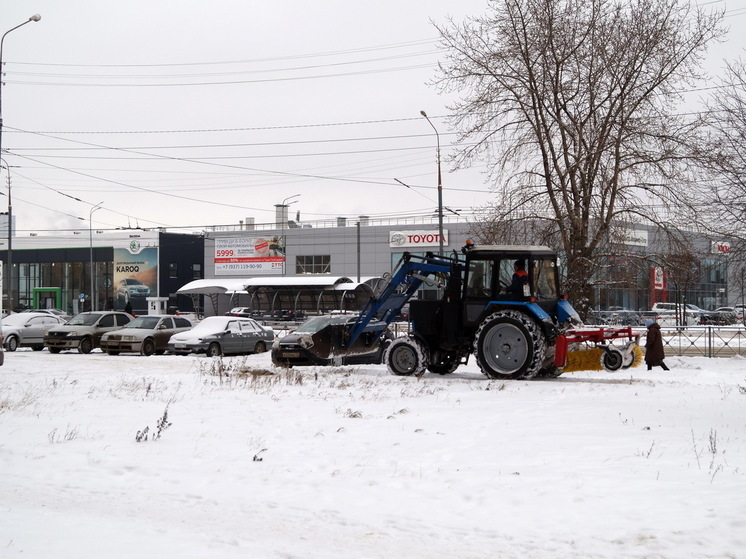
[100,315,193,356]
[2,312,67,352]
[44,311,133,354]
[167,316,274,357]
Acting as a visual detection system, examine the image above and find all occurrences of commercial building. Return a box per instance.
[0,212,733,318]
[0,230,203,316]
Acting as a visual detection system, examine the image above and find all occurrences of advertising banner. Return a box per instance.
[113,239,158,313]
[215,236,284,276]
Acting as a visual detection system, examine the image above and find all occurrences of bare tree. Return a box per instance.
[700,58,746,238]
[434,0,724,314]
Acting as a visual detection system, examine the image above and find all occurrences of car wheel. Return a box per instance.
[79,337,94,354]
[208,342,222,357]
[6,335,18,352]
[155,349,165,355]
[141,338,156,357]
[106,350,120,356]
[254,341,267,354]
[48,347,62,354]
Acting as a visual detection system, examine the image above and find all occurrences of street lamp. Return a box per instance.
[420,110,444,256]
[1,14,42,311]
[276,194,300,276]
[89,202,103,311]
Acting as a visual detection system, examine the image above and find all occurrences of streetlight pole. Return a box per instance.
[89,202,103,311]
[420,110,443,256]
[276,194,300,276]
[1,14,42,312]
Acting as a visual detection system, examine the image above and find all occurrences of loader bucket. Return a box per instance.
[302,320,387,361]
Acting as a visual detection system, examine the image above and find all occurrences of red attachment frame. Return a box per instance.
[554,326,640,367]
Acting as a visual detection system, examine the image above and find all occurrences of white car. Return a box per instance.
[2,312,67,351]
[167,316,274,357]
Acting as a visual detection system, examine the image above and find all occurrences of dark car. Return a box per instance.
[167,316,275,357]
[100,315,193,356]
[271,314,393,367]
[44,311,133,354]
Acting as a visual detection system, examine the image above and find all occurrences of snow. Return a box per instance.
[2,349,745,558]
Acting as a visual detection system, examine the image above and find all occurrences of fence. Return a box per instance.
[652,326,746,358]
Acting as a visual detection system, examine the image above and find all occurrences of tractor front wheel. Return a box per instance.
[474,310,546,380]
[384,337,428,376]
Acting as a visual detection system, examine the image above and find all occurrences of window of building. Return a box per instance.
[169,263,178,279]
[192,263,201,279]
[296,255,331,275]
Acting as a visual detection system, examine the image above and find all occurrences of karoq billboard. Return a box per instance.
[214,236,284,276]
[113,239,158,313]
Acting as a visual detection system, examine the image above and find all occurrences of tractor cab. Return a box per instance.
[462,245,563,325]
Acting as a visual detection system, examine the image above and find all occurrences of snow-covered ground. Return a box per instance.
[1,349,745,558]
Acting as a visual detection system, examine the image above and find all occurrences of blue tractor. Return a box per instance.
[294,242,637,379]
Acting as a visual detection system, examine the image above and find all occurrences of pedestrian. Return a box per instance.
[644,319,669,371]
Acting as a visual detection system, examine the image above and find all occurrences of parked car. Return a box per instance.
[225,307,253,317]
[18,308,72,321]
[594,306,640,326]
[733,305,746,322]
[167,316,274,356]
[2,312,67,351]
[271,313,393,367]
[44,311,133,354]
[100,315,193,356]
[711,307,738,325]
[116,278,151,304]
[650,302,715,325]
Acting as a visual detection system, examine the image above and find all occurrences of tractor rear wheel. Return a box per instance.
[384,337,428,376]
[474,310,546,380]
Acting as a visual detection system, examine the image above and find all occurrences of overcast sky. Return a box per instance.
[1,0,743,236]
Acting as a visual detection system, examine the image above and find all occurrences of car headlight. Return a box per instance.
[121,335,137,342]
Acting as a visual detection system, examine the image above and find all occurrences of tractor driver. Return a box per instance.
[504,259,529,298]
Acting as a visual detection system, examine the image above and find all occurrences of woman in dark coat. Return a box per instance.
[644,319,669,370]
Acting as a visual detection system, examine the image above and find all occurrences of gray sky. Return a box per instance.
[1,0,743,235]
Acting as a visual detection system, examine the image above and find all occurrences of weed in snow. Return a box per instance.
[135,405,173,442]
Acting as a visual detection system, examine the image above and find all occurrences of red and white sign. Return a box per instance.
[653,266,664,290]
[712,241,731,255]
[389,230,449,248]
[214,237,284,275]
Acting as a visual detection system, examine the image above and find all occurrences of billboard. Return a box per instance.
[214,236,284,276]
[113,239,158,313]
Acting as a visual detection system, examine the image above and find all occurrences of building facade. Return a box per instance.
[0,215,733,317]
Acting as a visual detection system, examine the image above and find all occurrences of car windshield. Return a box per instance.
[294,315,353,334]
[68,313,102,326]
[123,316,161,329]
[188,318,232,334]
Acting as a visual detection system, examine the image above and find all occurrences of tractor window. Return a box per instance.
[533,259,558,301]
[497,259,516,293]
[466,260,493,298]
